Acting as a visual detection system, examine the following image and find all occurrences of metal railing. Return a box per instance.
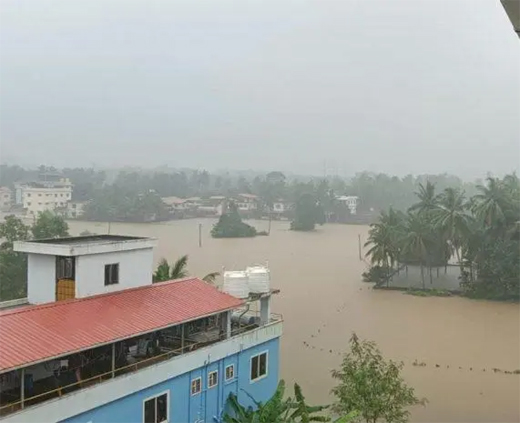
[0,314,283,417]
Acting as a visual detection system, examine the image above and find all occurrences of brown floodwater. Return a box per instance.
[69,219,520,422]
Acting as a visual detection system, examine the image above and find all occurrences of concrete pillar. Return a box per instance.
[260,296,271,325]
[221,311,231,338]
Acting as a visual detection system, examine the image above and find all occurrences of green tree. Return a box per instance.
[153,255,220,284]
[291,193,323,231]
[431,187,471,275]
[0,215,30,301]
[32,211,69,239]
[331,333,426,423]
[0,215,30,248]
[211,202,257,238]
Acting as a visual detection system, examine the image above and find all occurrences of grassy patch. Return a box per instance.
[406,289,453,297]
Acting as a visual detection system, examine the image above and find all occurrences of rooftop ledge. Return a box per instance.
[0,316,283,423]
[13,235,157,257]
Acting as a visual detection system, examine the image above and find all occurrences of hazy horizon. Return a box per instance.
[1,0,519,178]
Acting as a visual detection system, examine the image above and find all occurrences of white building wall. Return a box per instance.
[27,254,56,304]
[22,186,72,216]
[75,248,154,298]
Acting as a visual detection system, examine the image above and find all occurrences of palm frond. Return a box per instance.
[170,254,189,279]
[202,272,220,284]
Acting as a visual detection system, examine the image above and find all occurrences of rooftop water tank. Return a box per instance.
[222,271,250,299]
[246,265,270,294]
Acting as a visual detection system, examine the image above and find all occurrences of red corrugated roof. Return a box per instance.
[0,278,244,372]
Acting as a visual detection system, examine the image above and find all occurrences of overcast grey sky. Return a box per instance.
[0,0,519,177]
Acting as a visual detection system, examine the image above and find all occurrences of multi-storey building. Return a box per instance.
[19,178,73,216]
[0,235,282,423]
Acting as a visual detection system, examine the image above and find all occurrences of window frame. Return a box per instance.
[142,390,169,423]
[104,263,120,286]
[191,377,202,396]
[250,351,268,383]
[208,370,218,388]
[225,364,235,382]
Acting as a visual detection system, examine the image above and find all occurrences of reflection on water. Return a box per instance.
[69,219,520,423]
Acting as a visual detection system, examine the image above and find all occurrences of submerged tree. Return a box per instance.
[211,202,257,238]
[290,193,324,231]
[331,333,426,423]
[32,211,69,239]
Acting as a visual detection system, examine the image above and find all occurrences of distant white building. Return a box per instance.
[66,201,88,219]
[0,187,12,211]
[236,194,258,213]
[336,195,359,215]
[20,178,73,216]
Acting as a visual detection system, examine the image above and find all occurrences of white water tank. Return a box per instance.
[223,271,250,299]
[246,266,270,294]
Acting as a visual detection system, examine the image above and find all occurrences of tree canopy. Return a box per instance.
[211,202,257,238]
[331,333,425,423]
[363,174,520,300]
[32,210,70,239]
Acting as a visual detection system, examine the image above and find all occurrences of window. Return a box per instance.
[143,392,168,423]
[104,263,119,285]
[55,194,58,197]
[225,364,234,381]
[27,193,31,197]
[38,194,42,197]
[250,352,268,381]
[27,202,31,206]
[208,370,218,388]
[191,377,202,395]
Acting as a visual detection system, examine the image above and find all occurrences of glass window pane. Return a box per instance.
[157,394,167,422]
[259,353,267,377]
[251,356,258,380]
[144,398,156,423]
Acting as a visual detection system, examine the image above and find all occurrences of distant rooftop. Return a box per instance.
[14,235,157,256]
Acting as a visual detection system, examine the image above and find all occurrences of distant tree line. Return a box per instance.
[1,164,486,223]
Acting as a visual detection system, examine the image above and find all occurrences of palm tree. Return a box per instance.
[471,177,508,230]
[400,213,432,288]
[153,255,219,284]
[409,181,438,215]
[431,188,472,275]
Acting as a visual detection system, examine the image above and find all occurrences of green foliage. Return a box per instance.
[364,173,520,300]
[291,193,324,231]
[212,202,257,238]
[0,249,27,301]
[32,211,69,239]
[331,333,426,423]
[223,380,348,423]
[153,255,219,284]
[0,215,30,248]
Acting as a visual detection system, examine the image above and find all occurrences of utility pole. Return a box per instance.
[358,234,362,261]
[198,223,202,247]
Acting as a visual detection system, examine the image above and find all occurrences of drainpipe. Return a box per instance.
[181,324,185,354]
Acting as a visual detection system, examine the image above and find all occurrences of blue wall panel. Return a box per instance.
[62,338,280,423]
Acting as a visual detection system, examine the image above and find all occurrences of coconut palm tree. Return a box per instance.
[153,255,219,284]
[408,181,438,215]
[471,177,508,230]
[400,213,432,288]
[431,187,472,275]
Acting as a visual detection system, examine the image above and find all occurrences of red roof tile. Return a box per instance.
[0,279,244,372]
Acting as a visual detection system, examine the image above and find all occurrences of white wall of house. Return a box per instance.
[27,254,56,304]
[75,248,154,298]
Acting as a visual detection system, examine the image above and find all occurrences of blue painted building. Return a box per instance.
[0,235,283,423]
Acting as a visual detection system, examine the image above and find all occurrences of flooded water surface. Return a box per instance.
[69,219,520,423]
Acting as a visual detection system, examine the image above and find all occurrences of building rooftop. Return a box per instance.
[0,278,244,372]
[14,235,157,256]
